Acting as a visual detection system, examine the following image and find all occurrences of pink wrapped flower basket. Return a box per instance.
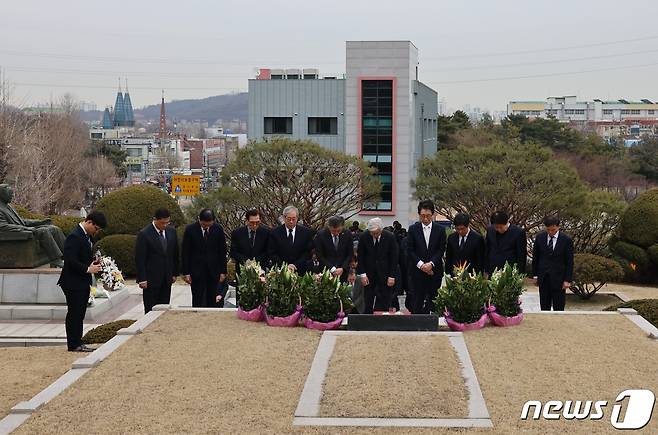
[444,310,489,331]
[265,304,303,327]
[236,305,264,322]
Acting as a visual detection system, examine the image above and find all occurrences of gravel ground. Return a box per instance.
[0,347,77,419]
[14,312,658,435]
[320,335,468,418]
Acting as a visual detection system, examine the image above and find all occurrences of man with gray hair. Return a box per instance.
[356,217,399,313]
[268,205,314,274]
[314,215,353,282]
[0,184,66,267]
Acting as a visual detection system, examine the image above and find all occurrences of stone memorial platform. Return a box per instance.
[0,268,129,320]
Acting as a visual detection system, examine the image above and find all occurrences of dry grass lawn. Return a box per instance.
[0,347,77,419]
[320,335,468,418]
[14,312,658,435]
[564,293,622,310]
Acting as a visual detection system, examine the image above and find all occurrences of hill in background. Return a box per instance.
[80,92,248,124]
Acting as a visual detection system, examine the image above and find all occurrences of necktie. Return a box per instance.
[333,234,339,249]
[159,230,167,251]
[288,228,294,244]
[203,228,209,241]
[249,230,255,247]
[459,236,465,249]
[374,237,379,249]
[549,235,555,251]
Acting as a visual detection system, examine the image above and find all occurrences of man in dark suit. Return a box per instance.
[406,200,447,314]
[314,215,353,282]
[532,215,574,311]
[357,218,399,314]
[182,209,227,308]
[268,206,314,275]
[135,208,179,313]
[230,209,270,276]
[57,211,107,352]
[445,213,485,276]
[484,210,527,276]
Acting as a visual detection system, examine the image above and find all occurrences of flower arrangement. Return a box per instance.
[95,250,125,292]
[265,263,301,319]
[488,262,526,317]
[237,260,267,315]
[434,262,489,327]
[300,269,353,328]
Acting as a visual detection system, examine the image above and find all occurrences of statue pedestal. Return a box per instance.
[0,232,51,268]
[0,268,129,320]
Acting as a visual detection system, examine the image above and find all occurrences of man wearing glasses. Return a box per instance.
[135,208,180,313]
[57,211,108,352]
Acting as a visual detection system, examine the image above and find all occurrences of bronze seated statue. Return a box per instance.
[0,184,66,268]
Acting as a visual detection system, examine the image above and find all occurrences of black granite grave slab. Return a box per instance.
[347,314,439,331]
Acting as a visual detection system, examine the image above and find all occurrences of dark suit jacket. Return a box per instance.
[57,224,93,292]
[445,229,485,275]
[181,222,227,278]
[230,225,270,275]
[313,228,353,281]
[135,223,179,288]
[356,230,399,288]
[484,224,527,274]
[406,222,447,290]
[532,231,574,286]
[268,224,314,274]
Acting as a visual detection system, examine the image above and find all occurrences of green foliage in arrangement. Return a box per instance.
[265,263,300,317]
[434,263,489,324]
[489,262,526,316]
[237,260,267,311]
[300,270,353,323]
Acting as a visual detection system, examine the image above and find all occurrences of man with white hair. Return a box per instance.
[356,217,399,314]
[268,205,314,274]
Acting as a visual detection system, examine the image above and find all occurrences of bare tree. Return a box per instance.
[83,156,120,207]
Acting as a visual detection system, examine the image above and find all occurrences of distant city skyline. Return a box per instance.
[3,0,658,112]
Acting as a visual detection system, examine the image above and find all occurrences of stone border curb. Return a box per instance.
[294,330,492,428]
[9,368,90,415]
[293,417,494,428]
[0,338,66,348]
[0,305,167,433]
[618,309,658,340]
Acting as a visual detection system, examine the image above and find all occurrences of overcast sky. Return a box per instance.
[3,0,658,113]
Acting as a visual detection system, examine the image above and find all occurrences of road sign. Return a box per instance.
[171,175,200,196]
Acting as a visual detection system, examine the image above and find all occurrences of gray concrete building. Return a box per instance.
[248,41,438,225]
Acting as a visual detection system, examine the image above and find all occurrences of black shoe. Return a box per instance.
[69,345,94,353]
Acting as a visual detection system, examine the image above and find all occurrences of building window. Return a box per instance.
[264,117,292,134]
[603,109,613,115]
[649,110,655,115]
[621,109,630,115]
[308,117,338,135]
[631,109,641,115]
[91,132,103,139]
[361,79,393,212]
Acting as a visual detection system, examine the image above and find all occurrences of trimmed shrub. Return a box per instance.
[618,188,658,248]
[604,299,658,328]
[15,207,80,236]
[648,244,658,267]
[50,215,81,236]
[95,234,137,277]
[14,205,44,220]
[571,254,624,299]
[610,240,651,270]
[82,319,136,344]
[95,185,184,237]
